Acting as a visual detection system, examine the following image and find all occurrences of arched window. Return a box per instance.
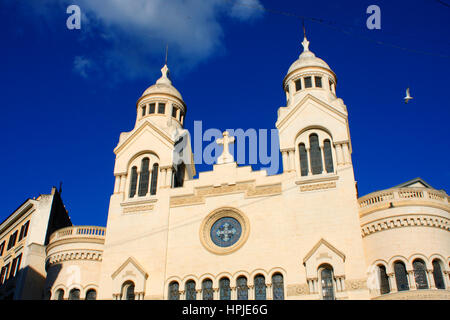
[432,259,446,289]
[299,143,308,176]
[173,163,185,188]
[85,289,97,300]
[168,281,180,300]
[309,134,323,175]
[202,279,213,300]
[129,166,138,198]
[394,261,409,291]
[68,288,80,300]
[150,163,159,195]
[121,281,135,300]
[55,289,64,300]
[323,139,334,173]
[138,158,150,196]
[272,273,284,300]
[185,280,196,300]
[236,276,248,300]
[254,275,266,300]
[219,277,231,300]
[378,265,390,294]
[319,264,335,300]
[413,259,429,289]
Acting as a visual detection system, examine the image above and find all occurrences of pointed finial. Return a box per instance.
[301,21,310,52]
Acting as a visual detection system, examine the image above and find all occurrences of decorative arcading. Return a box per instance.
[360,214,450,237]
[47,250,103,264]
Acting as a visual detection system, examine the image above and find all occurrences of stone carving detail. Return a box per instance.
[170,182,282,207]
[361,214,449,237]
[47,250,103,264]
[345,279,367,291]
[123,205,154,213]
[287,284,310,296]
[300,182,336,192]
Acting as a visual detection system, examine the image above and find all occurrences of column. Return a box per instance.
[166,167,173,187]
[288,149,295,172]
[335,277,342,292]
[343,143,351,165]
[119,174,127,193]
[213,288,219,300]
[231,287,237,300]
[408,271,416,290]
[266,284,273,300]
[306,147,313,175]
[388,273,397,293]
[288,81,295,104]
[427,270,435,289]
[320,145,326,174]
[282,151,289,172]
[248,285,254,300]
[335,144,343,166]
[180,290,186,300]
[196,289,202,300]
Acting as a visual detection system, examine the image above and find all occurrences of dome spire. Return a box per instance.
[301,22,310,53]
[156,64,172,85]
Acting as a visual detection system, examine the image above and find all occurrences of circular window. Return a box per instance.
[210,217,242,247]
[200,207,249,255]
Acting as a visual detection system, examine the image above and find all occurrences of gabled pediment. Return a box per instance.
[111,256,148,295]
[276,94,347,130]
[111,256,148,280]
[392,177,433,189]
[303,238,346,278]
[114,120,175,155]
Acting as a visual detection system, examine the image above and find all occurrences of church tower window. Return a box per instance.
[68,288,80,300]
[309,134,323,174]
[121,281,135,300]
[168,281,180,300]
[149,103,156,114]
[202,279,214,300]
[272,273,284,300]
[236,276,249,300]
[295,79,302,91]
[150,163,159,195]
[138,158,150,197]
[219,278,231,300]
[432,259,445,289]
[158,103,166,114]
[304,76,312,88]
[129,166,138,198]
[315,76,322,87]
[319,264,335,300]
[413,259,429,289]
[394,261,409,291]
[323,139,334,173]
[141,105,146,117]
[378,265,390,294]
[299,143,309,176]
[254,275,266,300]
[172,106,178,118]
[185,280,196,300]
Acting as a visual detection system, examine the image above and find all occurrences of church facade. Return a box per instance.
[1,35,449,300]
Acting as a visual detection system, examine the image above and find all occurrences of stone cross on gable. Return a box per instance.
[216,131,235,164]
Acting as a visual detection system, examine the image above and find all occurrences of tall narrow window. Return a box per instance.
[138,158,150,197]
[272,273,284,300]
[55,289,64,300]
[254,275,266,300]
[69,289,80,300]
[432,259,445,289]
[309,134,323,174]
[219,278,231,300]
[295,79,302,91]
[18,221,29,241]
[173,163,185,188]
[323,140,334,173]
[185,280,196,300]
[0,241,5,256]
[299,143,309,176]
[378,265,390,294]
[129,166,138,198]
[150,163,159,195]
[149,103,156,114]
[158,103,166,114]
[7,231,18,250]
[202,279,214,300]
[0,266,6,285]
[86,289,97,300]
[168,281,180,300]
[320,264,335,300]
[172,106,178,118]
[10,254,21,278]
[394,261,409,291]
[315,76,322,87]
[413,259,429,289]
[122,281,135,300]
[141,105,146,117]
[304,76,312,88]
[236,276,248,300]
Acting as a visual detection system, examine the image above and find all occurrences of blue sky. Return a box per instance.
[1,0,449,227]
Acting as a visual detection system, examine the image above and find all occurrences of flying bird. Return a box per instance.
[404,87,413,104]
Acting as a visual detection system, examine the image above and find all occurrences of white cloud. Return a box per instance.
[73,56,94,78]
[31,0,265,80]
